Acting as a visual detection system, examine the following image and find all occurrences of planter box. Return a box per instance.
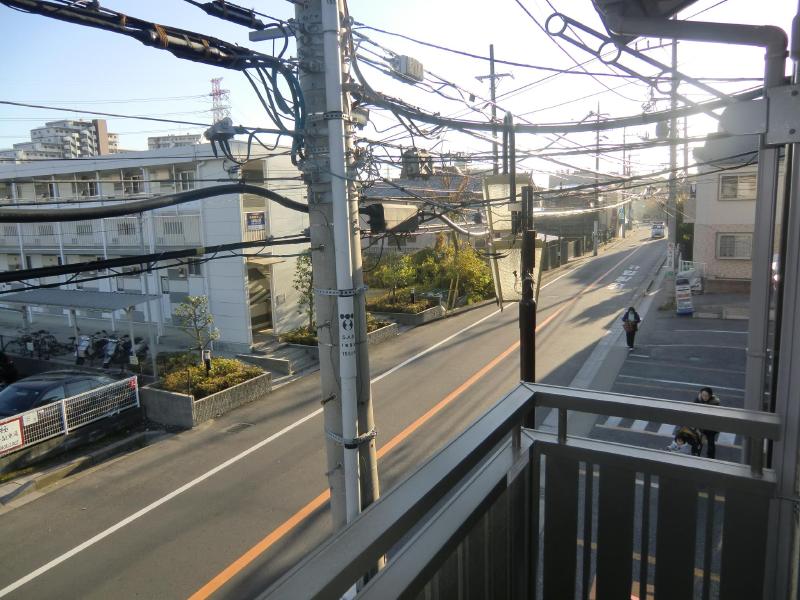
[140,372,272,429]
[371,305,446,326]
[367,322,399,345]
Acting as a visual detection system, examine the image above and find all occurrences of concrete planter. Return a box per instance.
[371,305,446,326]
[140,372,272,429]
[367,322,399,345]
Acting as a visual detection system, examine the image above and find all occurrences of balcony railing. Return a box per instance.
[262,383,782,600]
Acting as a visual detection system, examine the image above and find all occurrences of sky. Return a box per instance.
[0,0,796,187]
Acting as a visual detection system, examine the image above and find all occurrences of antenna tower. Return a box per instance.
[210,77,231,123]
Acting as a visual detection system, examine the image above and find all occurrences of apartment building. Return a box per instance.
[690,134,782,292]
[0,142,309,352]
[0,119,119,162]
[147,134,202,151]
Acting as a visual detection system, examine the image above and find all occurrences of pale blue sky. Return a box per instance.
[0,1,795,183]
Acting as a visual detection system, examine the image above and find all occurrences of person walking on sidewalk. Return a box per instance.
[694,386,721,458]
[621,306,641,350]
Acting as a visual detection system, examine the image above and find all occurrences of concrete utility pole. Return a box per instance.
[293,0,378,529]
[667,35,679,277]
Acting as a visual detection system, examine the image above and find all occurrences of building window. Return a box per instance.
[76,222,93,236]
[187,258,202,276]
[3,225,16,237]
[117,221,137,236]
[37,224,55,236]
[123,175,144,195]
[717,233,753,259]
[72,180,98,197]
[7,255,21,271]
[162,220,184,236]
[720,174,757,201]
[177,170,195,191]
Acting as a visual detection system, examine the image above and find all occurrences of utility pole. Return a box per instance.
[621,127,627,239]
[667,35,679,279]
[293,0,378,529]
[476,44,512,176]
[594,102,601,253]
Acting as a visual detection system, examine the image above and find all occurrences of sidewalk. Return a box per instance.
[586,277,748,461]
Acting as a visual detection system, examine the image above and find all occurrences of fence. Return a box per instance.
[262,383,782,600]
[0,376,139,457]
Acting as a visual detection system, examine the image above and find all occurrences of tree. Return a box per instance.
[372,252,416,300]
[174,296,220,363]
[293,251,314,330]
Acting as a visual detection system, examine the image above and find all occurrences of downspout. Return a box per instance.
[604,10,787,441]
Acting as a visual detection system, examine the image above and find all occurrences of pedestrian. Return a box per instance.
[666,425,703,456]
[694,386,721,458]
[621,306,641,350]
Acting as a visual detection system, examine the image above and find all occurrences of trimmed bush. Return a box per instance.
[366,292,431,314]
[160,357,263,399]
[280,314,393,346]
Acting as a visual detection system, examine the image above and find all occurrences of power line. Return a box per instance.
[0,234,310,287]
[0,183,308,222]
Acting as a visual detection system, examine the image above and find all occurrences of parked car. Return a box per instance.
[0,371,115,418]
[651,223,665,239]
[0,352,18,389]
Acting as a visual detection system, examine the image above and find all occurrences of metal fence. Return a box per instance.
[0,376,139,456]
[261,383,783,600]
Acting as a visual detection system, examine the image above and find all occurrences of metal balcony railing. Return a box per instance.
[262,383,782,600]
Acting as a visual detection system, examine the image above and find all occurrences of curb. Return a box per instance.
[0,430,165,506]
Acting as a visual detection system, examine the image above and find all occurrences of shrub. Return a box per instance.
[280,326,317,346]
[160,357,262,399]
[280,314,392,346]
[366,292,431,314]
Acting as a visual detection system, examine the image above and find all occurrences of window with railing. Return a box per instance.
[117,222,137,237]
[162,220,184,236]
[71,180,98,197]
[76,222,93,236]
[37,224,55,236]
[3,225,17,238]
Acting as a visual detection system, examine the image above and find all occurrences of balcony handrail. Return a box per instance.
[526,383,781,441]
[262,383,782,599]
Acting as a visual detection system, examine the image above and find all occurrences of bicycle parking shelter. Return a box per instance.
[0,289,159,375]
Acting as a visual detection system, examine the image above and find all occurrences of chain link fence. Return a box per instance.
[0,376,139,456]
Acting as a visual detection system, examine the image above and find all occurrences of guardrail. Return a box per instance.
[0,376,139,456]
[261,383,782,600]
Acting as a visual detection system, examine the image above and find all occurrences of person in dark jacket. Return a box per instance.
[621,306,641,350]
[694,386,721,458]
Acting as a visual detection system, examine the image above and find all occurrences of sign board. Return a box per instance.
[675,277,694,315]
[245,211,266,231]
[22,411,38,426]
[0,417,24,454]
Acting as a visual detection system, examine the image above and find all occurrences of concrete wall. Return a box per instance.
[139,386,194,429]
[263,155,309,335]
[372,305,446,326]
[141,372,272,429]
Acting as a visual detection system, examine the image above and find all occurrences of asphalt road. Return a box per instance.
[0,229,666,600]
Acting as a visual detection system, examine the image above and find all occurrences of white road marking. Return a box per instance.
[657,423,675,436]
[671,330,747,335]
[0,251,618,595]
[617,374,744,393]
[2,302,522,595]
[0,408,325,598]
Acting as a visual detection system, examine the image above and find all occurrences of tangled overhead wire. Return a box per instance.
[1,0,306,164]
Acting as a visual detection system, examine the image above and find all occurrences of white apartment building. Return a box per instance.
[0,119,118,162]
[147,134,202,151]
[690,135,783,292]
[0,142,309,352]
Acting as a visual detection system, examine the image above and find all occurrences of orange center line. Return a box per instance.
[188,245,643,599]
